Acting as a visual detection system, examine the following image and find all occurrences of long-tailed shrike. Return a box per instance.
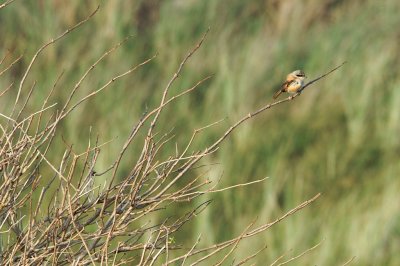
[273,70,306,99]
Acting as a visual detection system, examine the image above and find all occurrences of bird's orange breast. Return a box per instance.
[286,82,302,93]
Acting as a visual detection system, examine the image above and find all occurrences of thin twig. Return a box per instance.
[276,240,323,265]
[342,256,356,266]
[14,6,99,106]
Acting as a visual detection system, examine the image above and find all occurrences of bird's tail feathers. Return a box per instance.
[273,90,283,99]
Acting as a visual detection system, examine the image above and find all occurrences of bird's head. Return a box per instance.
[292,70,306,79]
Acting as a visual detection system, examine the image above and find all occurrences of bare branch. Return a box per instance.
[15,6,99,106]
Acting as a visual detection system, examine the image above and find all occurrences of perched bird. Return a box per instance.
[273,70,306,99]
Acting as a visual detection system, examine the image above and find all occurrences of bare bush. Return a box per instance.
[0,6,343,265]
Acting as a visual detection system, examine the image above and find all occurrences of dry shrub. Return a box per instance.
[0,6,343,265]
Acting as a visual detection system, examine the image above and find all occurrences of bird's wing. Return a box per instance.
[282,79,295,91]
[273,80,297,99]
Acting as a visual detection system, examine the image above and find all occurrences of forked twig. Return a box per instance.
[14,5,99,106]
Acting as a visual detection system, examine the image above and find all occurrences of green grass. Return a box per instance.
[1,0,400,264]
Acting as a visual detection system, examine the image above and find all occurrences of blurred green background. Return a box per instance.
[1,0,400,264]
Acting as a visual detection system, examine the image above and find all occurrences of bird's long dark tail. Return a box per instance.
[273,90,283,99]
